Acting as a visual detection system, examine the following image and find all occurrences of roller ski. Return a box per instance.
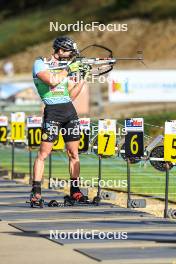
[64,192,101,206]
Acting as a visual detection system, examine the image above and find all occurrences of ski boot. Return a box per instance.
[64,179,89,206]
[30,192,44,208]
[64,192,89,206]
[29,181,44,208]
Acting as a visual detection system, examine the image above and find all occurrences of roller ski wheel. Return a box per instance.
[48,200,59,207]
[92,196,101,205]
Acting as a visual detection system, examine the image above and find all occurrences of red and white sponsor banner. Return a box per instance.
[27,116,42,128]
[79,118,90,130]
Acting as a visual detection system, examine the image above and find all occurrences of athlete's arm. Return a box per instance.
[33,58,68,87]
[37,70,68,87]
[68,79,86,100]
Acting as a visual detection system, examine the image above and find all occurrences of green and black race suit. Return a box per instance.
[32,57,80,142]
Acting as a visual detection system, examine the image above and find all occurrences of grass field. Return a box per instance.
[0,144,176,202]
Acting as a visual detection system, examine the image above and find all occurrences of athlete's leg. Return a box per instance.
[65,140,88,202]
[30,141,54,202]
[63,118,85,201]
[66,140,80,180]
[33,141,54,182]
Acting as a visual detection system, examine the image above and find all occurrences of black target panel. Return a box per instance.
[28,127,42,147]
[125,131,144,158]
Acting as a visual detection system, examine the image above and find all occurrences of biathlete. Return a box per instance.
[31,36,90,205]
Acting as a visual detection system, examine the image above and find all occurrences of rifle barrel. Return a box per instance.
[117,57,143,61]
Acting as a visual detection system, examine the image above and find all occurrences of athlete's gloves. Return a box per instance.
[79,64,91,79]
[67,61,82,74]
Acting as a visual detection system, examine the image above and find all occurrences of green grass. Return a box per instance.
[0,0,176,58]
[1,144,176,202]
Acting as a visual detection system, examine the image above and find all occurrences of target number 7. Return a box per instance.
[104,134,110,152]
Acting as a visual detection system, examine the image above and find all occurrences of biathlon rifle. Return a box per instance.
[57,44,145,76]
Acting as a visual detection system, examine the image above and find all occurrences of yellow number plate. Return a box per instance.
[52,133,65,150]
[78,130,89,152]
[98,132,115,156]
[11,122,25,141]
[164,134,176,162]
[79,131,85,150]
[0,126,7,142]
